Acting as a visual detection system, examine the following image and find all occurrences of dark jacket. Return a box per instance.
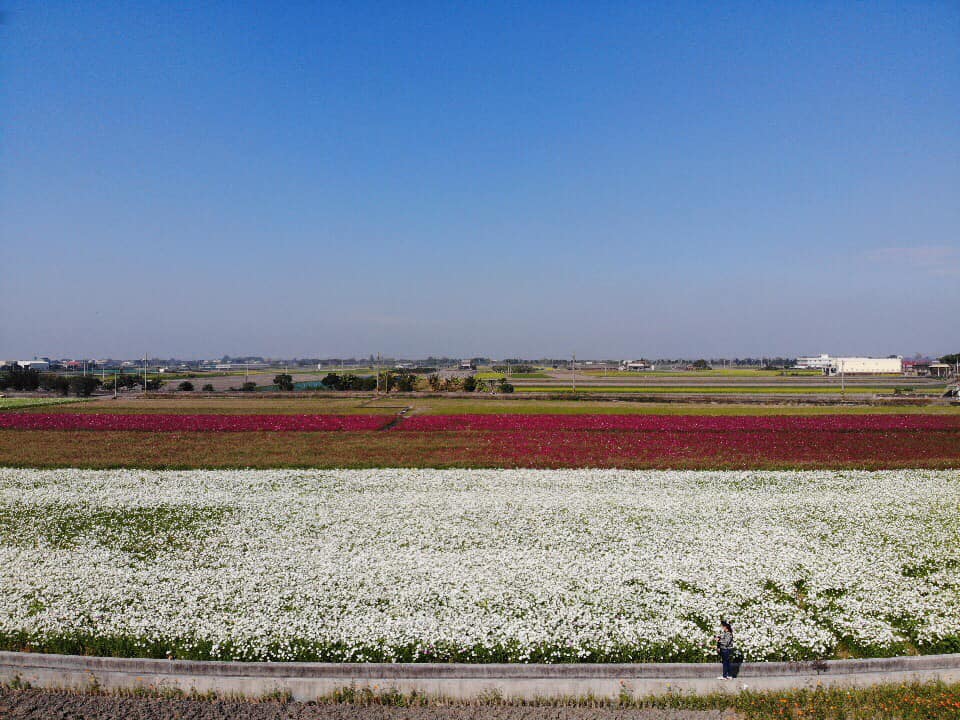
[717,629,734,650]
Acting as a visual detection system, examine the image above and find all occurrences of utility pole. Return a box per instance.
[840,359,845,399]
[572,353,576,393]
[375,353,381,394]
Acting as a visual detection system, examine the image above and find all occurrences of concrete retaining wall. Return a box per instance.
[3,652,960,700]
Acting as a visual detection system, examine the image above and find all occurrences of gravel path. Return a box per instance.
[0,689,741,720]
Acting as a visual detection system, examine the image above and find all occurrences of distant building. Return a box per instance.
[795,354,835,371]
[17,360,50,371]
[928,363,952,379]
[620,360,655,371]
[903,359,934,376]
[797,355,902,375]
[459,360,477,371]
[827,357,902,376]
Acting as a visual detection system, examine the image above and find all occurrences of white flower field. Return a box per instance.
[1,468,958,663]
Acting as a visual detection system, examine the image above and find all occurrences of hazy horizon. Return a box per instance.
[2,2,957,360]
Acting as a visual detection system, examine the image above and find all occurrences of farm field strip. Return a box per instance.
[0,398,88,410]
[582,369,824,377]
[0,413,392,432]
[510,385,939,395]
[1,468,957,664]
[8,396,960,416]
[1,427,958,469]
[395,414,960,432]
[4,411,960,433]
[10,398,399,415]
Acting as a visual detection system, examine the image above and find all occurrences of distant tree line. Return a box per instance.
[491,364,535,374]
[0,366,105,396]
[320,371,418,392]
[0,366,40,391]
[427,375,514,394]
[102,374,164,391]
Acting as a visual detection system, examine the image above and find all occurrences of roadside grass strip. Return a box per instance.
[1,468,958,664]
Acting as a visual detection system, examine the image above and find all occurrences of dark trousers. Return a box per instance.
[720,648,732,678]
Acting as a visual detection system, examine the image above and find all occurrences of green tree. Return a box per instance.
[68,376,101,397]
[40,373,71,396]
[273,374,294,391]
[462,375,477,392]
[202,383,215,392]
[178,381,195,392]
[0,366,40,391]
[393,372,417,392]
[692,359,711,370]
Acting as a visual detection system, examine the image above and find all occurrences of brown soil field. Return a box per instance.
[0,689,737,720]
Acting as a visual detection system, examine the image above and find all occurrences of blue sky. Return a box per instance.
[1,1,957,359]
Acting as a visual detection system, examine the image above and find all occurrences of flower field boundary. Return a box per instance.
[3,650,960,701]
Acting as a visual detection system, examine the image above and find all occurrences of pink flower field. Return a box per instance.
[0,413,392,432]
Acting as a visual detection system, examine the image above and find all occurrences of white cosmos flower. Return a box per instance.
[0,468,957,662]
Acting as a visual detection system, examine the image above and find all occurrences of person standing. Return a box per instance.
[716,620,735,679]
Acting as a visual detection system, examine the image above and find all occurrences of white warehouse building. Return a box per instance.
[797,355,902,375]
[830,357,902,375]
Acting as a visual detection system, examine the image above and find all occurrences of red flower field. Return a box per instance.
[391,414,960,467]
[0,413,392,432]
[0,411,958,468]
[423,429,960,467]
[395,413,960,433]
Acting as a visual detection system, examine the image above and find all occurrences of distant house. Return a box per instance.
[459,360,477,371]
[903,359,932,376]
